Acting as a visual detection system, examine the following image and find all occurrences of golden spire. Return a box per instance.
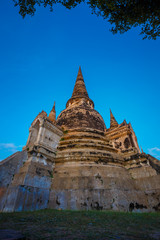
[110,109,118,129]
[49,102,56,122]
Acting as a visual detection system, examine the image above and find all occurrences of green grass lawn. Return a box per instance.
[0,209,160,239]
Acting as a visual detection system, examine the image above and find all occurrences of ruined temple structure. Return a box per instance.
[0,67,160,212]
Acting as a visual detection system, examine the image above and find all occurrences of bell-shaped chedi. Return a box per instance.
[55,67,116,166]
[110,109,118,129]
[57,67,106,131]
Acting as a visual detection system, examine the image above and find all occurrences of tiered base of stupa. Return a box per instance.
[48,129,160,212]
[49,161,160,212]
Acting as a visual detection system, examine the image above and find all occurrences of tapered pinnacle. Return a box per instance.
[77,66,83,79]
[52,101,55,112]
[71,67,89,98]
[110,109,118,128]
[49,102,56,122]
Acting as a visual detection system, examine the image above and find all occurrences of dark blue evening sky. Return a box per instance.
[0,1,160,160]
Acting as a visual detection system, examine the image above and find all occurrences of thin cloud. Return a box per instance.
[148,147,160,159]
[0,143,23,153]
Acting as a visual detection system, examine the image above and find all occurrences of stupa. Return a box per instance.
[0,67,160,212]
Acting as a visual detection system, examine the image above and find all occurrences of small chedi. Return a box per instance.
[0,67,160,212]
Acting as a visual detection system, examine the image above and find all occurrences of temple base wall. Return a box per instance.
[0,151,28,211]
[48,162,160,212]
[1,153,54,212]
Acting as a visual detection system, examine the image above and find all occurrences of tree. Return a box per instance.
[13,0,160,39]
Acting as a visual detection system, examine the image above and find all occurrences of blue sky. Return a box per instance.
[0,1,160,160]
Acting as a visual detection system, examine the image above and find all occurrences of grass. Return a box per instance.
[0,209,160,239]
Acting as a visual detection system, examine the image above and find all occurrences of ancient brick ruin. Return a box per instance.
[0,67,160,212]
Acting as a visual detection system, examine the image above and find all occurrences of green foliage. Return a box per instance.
[50,172,54,178]
[63,130,68,134]
[48,170,54,178]
[13,0,160,39]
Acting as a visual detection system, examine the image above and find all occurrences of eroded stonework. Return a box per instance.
[0,67,160,212]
